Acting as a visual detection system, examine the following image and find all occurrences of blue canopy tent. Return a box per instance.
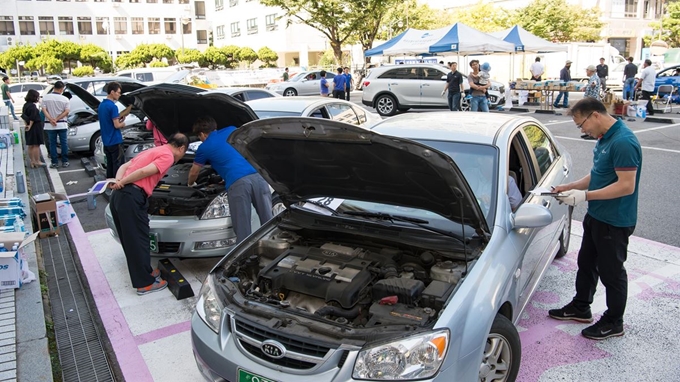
[365,23,515,57]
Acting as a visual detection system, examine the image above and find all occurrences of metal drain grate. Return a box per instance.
[29,165,116,381]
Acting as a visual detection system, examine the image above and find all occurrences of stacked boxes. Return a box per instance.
[0,198,26,233]
[30,193,67,238]
[0,232,39,290]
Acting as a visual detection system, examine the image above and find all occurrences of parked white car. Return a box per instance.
[8,82,49,112]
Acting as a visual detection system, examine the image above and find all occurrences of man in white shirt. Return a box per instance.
[530,57,544,81]
[635,59,656,116]
[42,81,71,168]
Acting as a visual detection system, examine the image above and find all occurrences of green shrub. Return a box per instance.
[149,61,169,67]
[72,66,94,77]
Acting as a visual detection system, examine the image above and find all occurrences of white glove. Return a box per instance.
[441,90,446,97]
[555,190,587,206]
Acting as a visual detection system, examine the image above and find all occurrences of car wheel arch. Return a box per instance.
[372,91,401,108]
[497,301,513,322]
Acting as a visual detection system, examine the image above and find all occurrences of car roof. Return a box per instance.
[12,82,47,86]
[64,76,145,85]
[245,96,332,112]
[208,87,274,94]
[370,63,449,72]
[370,112,523,145]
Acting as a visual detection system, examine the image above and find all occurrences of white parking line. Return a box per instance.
[555,135,680,154]
[634,122,680,134]
[58,168,87,174]
[545,120,573,126]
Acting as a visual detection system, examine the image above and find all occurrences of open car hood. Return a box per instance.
[122,83,258,137]
[64,81,146,112]
[231,117,489,232]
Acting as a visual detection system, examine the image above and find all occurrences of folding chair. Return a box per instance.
[654,84,675,114]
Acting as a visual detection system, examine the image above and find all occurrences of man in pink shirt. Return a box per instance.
[109,133,188,295]
[146,119,168,147]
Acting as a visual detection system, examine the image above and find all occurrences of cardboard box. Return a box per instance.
[0,232,38,290]
[30,192,67,238]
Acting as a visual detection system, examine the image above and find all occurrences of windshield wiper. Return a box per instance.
[343,211,464,243]
[289,198,340,216]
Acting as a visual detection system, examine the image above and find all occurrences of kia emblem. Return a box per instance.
[261,340,286,359]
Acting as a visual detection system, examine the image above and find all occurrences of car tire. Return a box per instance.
[271,194,285,216]
[479,314,521,382]
[461,96,471,111]
[90,131,101,154]
[375,94,398,116]
[555,206,573,259]
[283,88,298,97]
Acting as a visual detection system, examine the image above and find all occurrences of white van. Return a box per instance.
[116,68,185,83]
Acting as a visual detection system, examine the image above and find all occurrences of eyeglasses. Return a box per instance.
[576,112,594,129]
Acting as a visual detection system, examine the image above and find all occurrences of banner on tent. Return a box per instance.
[395,58,439,64]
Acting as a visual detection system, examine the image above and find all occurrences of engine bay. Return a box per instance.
[148,163,226,216]
[218,229,474,329]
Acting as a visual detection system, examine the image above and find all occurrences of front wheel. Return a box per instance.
[479,314,521,382]
[461,96,471,111]
[555,206,573,259]
[283,88,298,97]
[375,94,397,116]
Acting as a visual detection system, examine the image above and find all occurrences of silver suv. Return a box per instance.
[361,63,505,116]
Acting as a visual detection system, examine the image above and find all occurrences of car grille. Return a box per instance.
[158,242,181,253]
[233,318,333,370]
[500,86,505,93]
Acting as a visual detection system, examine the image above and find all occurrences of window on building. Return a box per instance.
[19,16,35,35]
[246,18,257,34]
[178,0,189,4]
[230,21,240,37]
[112,0,122,2]
[39,17,55,35]
[265,13,277,31]
[77,17,92,35]
[75,0,88,3]
[165,18,176,34]
[216,25,224,39]
[163,0,173,3]
[195,1,206,19]
[130,0,140,3]
[624,0,639,17]
[148,18,160,34]
[0,17,14,36]
[59,17,74,35]
[131,17,144,34]
[147,0,158,3]
[96,17,108,34]
[93,0,105,3]
[56,0,71,2]
[196,30,207,44]
[114,17,127,34]
[215,0,223,10]
[654,0,664,18]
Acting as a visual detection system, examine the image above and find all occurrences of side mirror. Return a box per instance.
[441,75,448,81]
[511,204,552,229]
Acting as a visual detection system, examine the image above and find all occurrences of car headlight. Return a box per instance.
[68,127,77,136]
[201,192,230,219]
[353,329,449,380]
[132,142,155,153]
[196,275,224,333]
[491,85,500,92]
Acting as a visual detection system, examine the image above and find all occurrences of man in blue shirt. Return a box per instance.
[332,67,346,99]
[187,117,273,243]
[99,81,132,179]
[549,98,642,341]
[343,67,353,101]
[319,70,330,97]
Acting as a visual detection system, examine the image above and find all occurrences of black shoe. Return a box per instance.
[553,104,561,108]
[581,318,624,340]
[548,302,593,323]
[62,162,70,168]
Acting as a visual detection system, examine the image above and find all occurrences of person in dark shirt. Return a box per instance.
[442,62,464,111]
[553,60,572,108]
[596,58,609,91]
[622,57,638,101]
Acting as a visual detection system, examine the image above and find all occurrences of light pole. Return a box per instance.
[388,20,404,41]
[102,20,115,67]
[180,16,191,52]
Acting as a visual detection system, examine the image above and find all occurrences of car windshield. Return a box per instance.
[289,73,307,82]
[292,141,496,233]
[253,110,302,118]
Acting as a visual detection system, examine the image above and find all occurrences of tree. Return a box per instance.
[149,61,169,67]
[377,1,449,40]
[222,45,240,68]
[177,48,207,66]
[512,0,603,42]
[259,0,356,63]
[115,53,144,70]
[59,40,82,73]
[203,46,229,68]
[236,47,258,66]
[347,0,401,59]
[26,56,63,75]
[449,1,513,32]
[257,46,278,67]
[72,66,95,77]
[0,45,36,72]
[644,2,680,47]
[80,43,112,73]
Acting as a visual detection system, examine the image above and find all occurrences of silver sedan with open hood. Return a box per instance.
[190,112,573,382]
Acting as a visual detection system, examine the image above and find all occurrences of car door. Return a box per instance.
[378,67,422,106]
[326,102,360,125]
[419,67,448,106]
[243,90,274,101]
[654,66,680,92]
[298,72,322,95]
[513,124,567,309]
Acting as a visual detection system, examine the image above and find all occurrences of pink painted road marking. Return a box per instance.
[135,321,191,346]
[85,228,112,237]
[68,216,154,382]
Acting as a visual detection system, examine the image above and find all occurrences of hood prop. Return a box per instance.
[454,187,469,277]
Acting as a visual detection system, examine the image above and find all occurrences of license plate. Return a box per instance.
[149,232,158,253]
[238,368,277,382]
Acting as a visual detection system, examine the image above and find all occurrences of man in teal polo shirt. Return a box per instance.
[548,97,642,341]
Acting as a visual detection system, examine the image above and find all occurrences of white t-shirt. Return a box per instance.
[640,66,656,92]
[42,92,70,130]
[530,62,544,77]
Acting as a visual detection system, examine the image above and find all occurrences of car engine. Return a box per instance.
[147,163,226,216]
[221,230,469,328]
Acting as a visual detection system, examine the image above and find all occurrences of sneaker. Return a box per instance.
[548,302,593,323]
[581,318,624,340]
[49,163,59,169]
[151,268,161,279]
[62,162,70,168]
[553,104,560,108]
[136,279,168,296]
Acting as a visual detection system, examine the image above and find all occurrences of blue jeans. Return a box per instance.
[623,78,636,100]
[447,92,462,111]
[553,91,569,107]
[47,129,69,165]
[470,95,489,112]
[4,100,17,120]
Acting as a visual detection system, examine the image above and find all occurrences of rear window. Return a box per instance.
[253,110,301,119]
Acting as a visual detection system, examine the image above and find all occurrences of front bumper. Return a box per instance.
[104,204,238,258]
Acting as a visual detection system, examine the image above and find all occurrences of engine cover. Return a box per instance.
[258,246,377,309]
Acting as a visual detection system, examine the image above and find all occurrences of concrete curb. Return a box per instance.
[644,116,675,123]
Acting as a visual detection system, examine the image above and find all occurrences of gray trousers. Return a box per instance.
[227,173,273,243]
